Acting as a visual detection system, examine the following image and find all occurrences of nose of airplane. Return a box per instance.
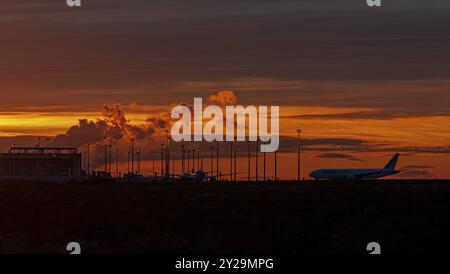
[309,171,318,179]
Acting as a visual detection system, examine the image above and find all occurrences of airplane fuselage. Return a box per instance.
[310,168,400,180]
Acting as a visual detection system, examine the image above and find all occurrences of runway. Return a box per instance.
[0,179,449,254]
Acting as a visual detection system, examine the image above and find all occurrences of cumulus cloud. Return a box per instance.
[51,91,238,149]
[207,91,237,107]
[50,104,156,149]
[102,104,154,141]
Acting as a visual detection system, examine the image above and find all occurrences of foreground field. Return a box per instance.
[0,180,449,254]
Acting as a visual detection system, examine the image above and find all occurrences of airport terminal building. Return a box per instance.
[0,147,82,182]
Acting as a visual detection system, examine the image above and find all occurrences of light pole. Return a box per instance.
[181,144,185,173]
[274,150,278,181]
[104,136,108,173]
[131,138,135,174]
[161,144,164,176]
[136,148,139,175]
[152,152,155,177]
[192,147,196,171]
[297,129,302,181]
[82,152,86,174]
[137,148,141,175]
[263,150,266,182]
[187,149,190,173]
[210,146,214,176]
[87,144,90,176]
[216,141,219,179]
[166,130,170,178]
[229,143,233,181]
[248,141,251,181]
[108,144,112,174]
[116,148,119,178]
[234,139,237,182]
[255,140,259,182]
[197,147,200,171]
[127,150,130,174]
[172,152,175,180]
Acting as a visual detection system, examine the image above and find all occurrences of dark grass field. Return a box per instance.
[0,179,450,254]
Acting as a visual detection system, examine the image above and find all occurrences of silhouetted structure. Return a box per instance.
[0,147,82,181]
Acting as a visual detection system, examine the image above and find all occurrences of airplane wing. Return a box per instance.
[210,172,246,177]
[354,171,383,178]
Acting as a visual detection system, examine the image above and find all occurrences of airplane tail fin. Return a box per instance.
[384,153,400,170]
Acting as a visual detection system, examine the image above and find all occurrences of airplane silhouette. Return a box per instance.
[309,154,401,180]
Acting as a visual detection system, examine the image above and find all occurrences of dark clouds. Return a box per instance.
[278,137,370,153]
[399,170,434,178]
[315,153,364,161]
[50,104,156,148]
[402,165,434,169]
[50,119,107,148]
[1,1,450,110]
[0,135,48,152]
[277,136,450,155]
[397,165,435,178]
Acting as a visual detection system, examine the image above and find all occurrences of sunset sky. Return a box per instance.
[0,0,449,179]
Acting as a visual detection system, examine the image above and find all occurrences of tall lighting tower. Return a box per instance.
[210,146,214,176]
[197,147,200,171]
[234,139,237,182]
[187,149,191,173]
[255,140,259,182]
[87,144,90,176]
[181,143,185,173]
[274,151,278,181]
[131,138,135,174]
[104,136,108,173]
[247,141,251,181]
[115,148,119,178]
[229,143,233,181]
[263,150,266,182]
[297,129,302,181]
[152,152,155,177]
[127,150,130,174]
[161,144,164,176]
[216,141,219,179]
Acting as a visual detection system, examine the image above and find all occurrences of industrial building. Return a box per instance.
[0,147,82,182]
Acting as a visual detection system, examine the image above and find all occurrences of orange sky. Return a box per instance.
[0,2,449,179]
[0,101,448,179]
[1,105,450,148]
